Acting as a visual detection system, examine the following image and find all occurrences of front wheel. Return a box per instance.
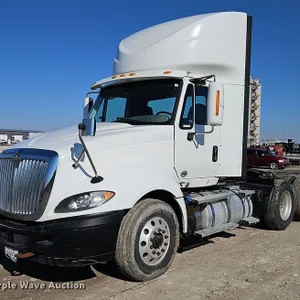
[115,198,179,282]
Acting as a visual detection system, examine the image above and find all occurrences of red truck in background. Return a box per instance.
[247,148,290,169]
[266,145,284,157]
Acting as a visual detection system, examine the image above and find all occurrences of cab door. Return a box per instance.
[174,81,220,186]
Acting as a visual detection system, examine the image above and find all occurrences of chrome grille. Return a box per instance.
[0,148,58,219]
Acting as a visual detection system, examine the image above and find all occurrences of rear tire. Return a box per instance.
[115,198,179,282]
[264,180,295,230]
[290,176,300,221]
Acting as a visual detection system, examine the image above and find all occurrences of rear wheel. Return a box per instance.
[289,176,300,221]
[264,180,295,230]
[115,198,179,282]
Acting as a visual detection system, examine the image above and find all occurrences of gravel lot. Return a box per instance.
[1,167,300,300]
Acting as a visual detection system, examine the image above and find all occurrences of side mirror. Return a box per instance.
[207,82,224,126]
[79,118,96,136]
[83,97,94,119]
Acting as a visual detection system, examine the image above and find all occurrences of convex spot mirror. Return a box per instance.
[207,82,224,126]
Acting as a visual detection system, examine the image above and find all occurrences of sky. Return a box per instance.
[0,0,299,141]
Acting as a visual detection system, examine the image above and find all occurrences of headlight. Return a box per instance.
[54,191,115,213]
[278,159,284,163]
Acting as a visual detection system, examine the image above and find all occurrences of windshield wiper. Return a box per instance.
[114,117,144,125]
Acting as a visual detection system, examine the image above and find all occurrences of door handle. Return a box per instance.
[212,145,218,162]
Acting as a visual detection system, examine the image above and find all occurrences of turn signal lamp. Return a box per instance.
[215,90,220,116]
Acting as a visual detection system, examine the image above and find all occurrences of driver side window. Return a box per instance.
[180,84,194,129]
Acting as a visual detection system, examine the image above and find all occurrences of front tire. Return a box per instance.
[264,180,295,230]
[115,198,179,282]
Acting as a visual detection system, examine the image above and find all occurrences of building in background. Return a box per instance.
[248,77,261,146]
[0,129,45,145]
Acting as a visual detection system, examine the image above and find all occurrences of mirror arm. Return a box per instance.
[85,91,99,97]
[72,123,103,184]
[187,125,215,141]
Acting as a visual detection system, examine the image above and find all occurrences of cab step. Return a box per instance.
[240,216,260,225]
[194,222,239,238]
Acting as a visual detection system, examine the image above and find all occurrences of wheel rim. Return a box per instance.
[270,162,278,169]
[279,190,292,221]
[138,216,170,266]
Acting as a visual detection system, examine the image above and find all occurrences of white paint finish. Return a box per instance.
[12,135,23,142]
[217,84,245,176]
[4,11,251,233]
[114,12,248,85]
[91,69,188,90]
[174,78,220,187]
[0,134,8,142]
[12,124,188,232]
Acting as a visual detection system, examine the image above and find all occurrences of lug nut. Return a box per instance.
[157,252,161,256]
[162,249,165,253]
[150,245,153,249]
[162,230,166,234]
[152,251,156,255]
[165,235,168,239]
[150,238,153,242]
[158,228,161,232]
[164,242,168,246]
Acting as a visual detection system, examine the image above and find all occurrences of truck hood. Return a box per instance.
[9,122,173,158]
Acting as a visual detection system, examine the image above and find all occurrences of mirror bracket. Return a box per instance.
[189,74,216,85]
[72,118,103,184]
[187,125,215,141]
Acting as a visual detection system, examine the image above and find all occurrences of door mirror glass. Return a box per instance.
[207,82,224,126]
[80,118,96,136]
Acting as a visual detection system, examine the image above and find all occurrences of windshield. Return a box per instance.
[89,79,181,125]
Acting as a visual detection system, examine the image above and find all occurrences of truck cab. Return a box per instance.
[0,11,297,282]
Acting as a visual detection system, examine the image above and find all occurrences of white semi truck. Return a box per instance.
[0,11,300,282]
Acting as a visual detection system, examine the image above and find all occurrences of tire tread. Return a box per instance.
[115,198,179,282]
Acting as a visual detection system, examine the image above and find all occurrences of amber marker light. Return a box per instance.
[216,90,220,116]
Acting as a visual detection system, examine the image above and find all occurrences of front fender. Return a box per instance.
[40,142,187,232]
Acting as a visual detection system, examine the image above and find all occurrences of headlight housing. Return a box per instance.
[55,191,115,213]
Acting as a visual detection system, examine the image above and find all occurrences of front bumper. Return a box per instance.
[0,210,127,267]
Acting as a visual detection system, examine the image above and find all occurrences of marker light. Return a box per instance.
[215,90,220,116]
[163,70,172,74]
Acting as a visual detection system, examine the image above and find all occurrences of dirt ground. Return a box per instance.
[1,167,300,300]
